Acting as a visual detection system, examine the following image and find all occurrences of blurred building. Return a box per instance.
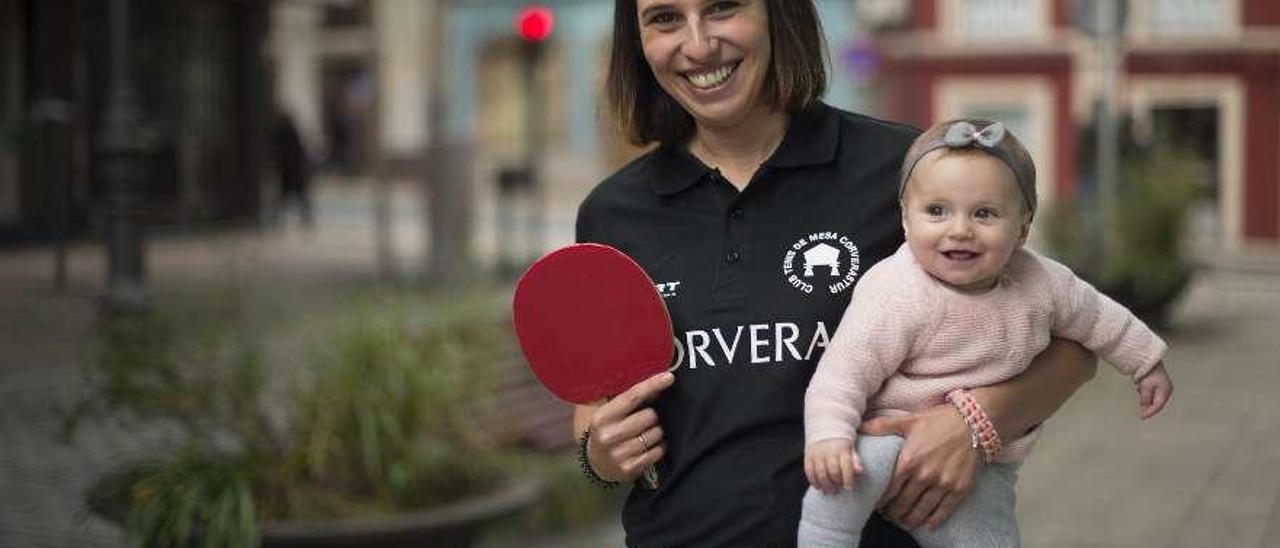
[268,0,864,178]
[862,0,1280,249]
[0,0,272,242]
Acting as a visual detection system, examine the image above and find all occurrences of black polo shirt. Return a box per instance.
[576,102,919,548]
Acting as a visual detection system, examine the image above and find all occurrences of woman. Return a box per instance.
[572,1,1096,546]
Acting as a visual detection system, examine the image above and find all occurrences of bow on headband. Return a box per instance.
[943,121,1007,149]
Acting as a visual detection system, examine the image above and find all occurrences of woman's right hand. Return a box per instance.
[582,371,675,482]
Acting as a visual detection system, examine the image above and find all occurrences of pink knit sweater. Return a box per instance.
[804,243,1167,462]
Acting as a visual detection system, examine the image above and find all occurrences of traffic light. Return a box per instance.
[514,5,554,43]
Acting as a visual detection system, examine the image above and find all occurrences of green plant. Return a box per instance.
[280,307,508,518]
[126,450,261,548]
[1044,142,1201,325]
[73,297,275,548]
[75,289,521,548]
[66,294,275,447]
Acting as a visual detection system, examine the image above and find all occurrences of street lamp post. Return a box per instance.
[100,0,150,312]
[522,32,546,267]
[516,6,552,266]
[425,0,477,285]
[1095,0,1122,258]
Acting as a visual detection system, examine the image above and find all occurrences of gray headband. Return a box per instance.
[899,121,1038,216]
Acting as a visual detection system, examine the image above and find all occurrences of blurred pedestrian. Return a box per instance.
[273,110,314,229]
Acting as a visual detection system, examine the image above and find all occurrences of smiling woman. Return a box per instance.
[568,1,1102,547]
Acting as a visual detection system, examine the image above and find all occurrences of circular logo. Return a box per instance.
[781,232,861,295]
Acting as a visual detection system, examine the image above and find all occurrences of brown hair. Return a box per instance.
[606,0,828,146]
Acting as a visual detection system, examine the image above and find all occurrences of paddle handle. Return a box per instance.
[639,402,662,490]
[642,464,660,489]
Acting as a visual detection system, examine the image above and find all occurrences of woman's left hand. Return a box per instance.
[858,405,979,530]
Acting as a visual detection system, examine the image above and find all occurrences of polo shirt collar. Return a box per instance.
[648,144,709,196]
[647,101,841,196]
[765,101,840,169]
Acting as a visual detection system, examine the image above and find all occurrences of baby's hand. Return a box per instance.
[1136,362,1173,419]
[804,438,862,495]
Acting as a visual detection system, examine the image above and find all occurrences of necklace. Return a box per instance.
[692,134,780,168]
[690,119,787,184]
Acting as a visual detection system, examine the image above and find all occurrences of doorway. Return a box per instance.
[321,58,373,175]
[1150,106,1221,245]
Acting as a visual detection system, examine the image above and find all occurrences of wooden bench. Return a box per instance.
[482,359,575,452]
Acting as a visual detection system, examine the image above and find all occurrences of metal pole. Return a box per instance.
[523,40,545,265]
[495,167,514,275]
[370,0,396,282]
[424,0,474,285]
[426,0,449,282]
[100,0,149,311]
[1096,0,1121,258]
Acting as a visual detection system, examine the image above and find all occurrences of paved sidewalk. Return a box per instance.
[1018,266,1280,547]
[2,179,1279,547]
[0,350,173,548]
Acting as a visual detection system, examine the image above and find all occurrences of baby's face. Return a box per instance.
[901,151,1030,294]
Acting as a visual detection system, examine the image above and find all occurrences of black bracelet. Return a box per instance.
[577,428,620,489]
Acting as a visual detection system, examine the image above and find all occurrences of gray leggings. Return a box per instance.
[797,435,1021,548]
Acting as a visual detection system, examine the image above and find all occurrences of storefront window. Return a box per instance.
[953,0,1044,38]
[1145,0,1232,35]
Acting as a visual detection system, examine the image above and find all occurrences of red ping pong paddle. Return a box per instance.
[513,243,674,403]
[512,243,674,487]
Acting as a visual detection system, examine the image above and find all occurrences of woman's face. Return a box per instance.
[636,0,773,131]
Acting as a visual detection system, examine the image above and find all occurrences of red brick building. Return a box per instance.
[863,0,1280,249]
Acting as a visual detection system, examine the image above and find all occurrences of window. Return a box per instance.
[1128,77,1245,248]
[944,0,1049,39]
[1151,0,1225,32]
[1134,0,1237,36]
[935,77,1057,220]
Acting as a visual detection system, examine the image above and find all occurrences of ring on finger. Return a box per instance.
[637,432,649,451]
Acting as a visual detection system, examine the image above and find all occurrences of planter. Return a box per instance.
[1094,265,1193,330]
[259,477,542,548]
[89,470,543,548]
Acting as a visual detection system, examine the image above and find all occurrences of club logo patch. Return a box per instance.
[782,232,861,295]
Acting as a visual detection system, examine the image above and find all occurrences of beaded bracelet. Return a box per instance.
[577,428,620,489]
[945,388,1003,463]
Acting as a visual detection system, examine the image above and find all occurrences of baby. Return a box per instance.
[797,119,1174,548]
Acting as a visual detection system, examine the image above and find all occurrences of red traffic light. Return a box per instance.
[514,5,554,43]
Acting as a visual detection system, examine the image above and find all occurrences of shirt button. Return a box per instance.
[730,209,744,220]
[726,250,742,263]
